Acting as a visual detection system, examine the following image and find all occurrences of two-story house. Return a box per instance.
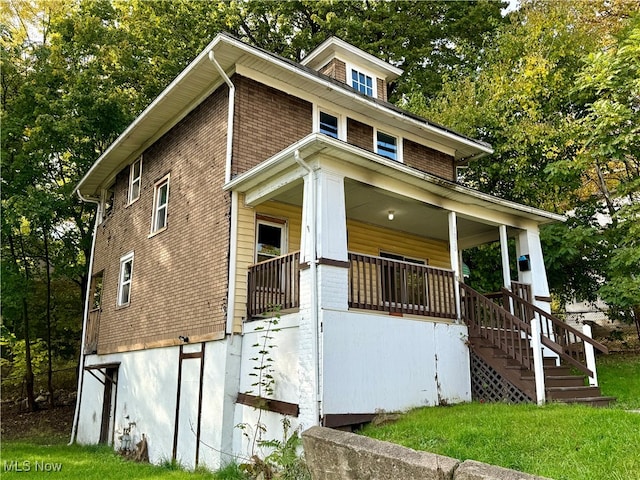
[72,34,611,469]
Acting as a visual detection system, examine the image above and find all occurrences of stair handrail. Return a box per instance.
[501,288,608,377]
[460,283,535,372]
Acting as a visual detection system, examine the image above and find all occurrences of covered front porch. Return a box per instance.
[233,135,559,324]
[226,133,563,428]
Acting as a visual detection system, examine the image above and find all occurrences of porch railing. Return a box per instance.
[247,251,300,318]
[460,283,534,371]
[348,252,456,318]
[502,288,608,377]
[84,309,100,354]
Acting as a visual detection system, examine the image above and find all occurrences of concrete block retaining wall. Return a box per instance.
[302,426,553,480]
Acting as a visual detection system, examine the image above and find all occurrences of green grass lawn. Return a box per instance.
[598,353,640,409]
[2,354,638,479]
[0,442,246,480]
[361,353,640,480]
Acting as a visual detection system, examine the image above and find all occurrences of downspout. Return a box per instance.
[208,50,235,185]
[456,151,490,166]
[294,150,321,422]
[69,190,102,445]
[209,50,237,334]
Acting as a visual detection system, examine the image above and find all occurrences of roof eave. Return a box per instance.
[225,134,564,225]
[76,33,492,200]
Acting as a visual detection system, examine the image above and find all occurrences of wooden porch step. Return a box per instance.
[521,374,586,387]
[543,365,573,376]
[546,385,602,400]
[469,334,616,407]
[552,396,617,408]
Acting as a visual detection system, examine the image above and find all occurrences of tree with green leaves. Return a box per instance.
[419,0,638,336]
[571,14,640,338]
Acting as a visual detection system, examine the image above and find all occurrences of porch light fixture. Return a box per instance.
[388,210,395,221]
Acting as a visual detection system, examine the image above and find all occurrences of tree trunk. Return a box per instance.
[44,230,55,407]
[22,296,38,411]
[11,233,38,412]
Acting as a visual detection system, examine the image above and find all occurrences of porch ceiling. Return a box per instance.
[273,179,500,244]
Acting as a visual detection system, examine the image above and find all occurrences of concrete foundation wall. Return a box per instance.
[302,426,553,480]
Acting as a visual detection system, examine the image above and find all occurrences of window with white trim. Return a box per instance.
[117,252,134,306]
[319,111,339,139]
[351,68,373,97]
[151,175,169,233]
[256,217,287,263]
[128,157,142,203]
[376,131,398,161]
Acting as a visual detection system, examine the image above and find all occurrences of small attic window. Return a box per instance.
[351,69,373,97]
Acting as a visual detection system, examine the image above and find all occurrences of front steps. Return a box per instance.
[470,335,615,407]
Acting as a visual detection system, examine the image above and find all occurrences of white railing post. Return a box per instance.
[582,323,598,387]
[531,317,546,405]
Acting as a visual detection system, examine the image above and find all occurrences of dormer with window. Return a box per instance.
[301,37,403,102]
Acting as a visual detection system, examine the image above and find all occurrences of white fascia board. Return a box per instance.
[225,133,564,225]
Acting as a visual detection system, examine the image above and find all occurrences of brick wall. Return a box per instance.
[232,75,313,177]
[376,78,387,102]
[92,86,230,353]
[403,138,455,181]
[347,118,374,152]
[318,58,346,84]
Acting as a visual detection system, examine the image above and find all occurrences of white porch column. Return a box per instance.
[499,225,512,290]
[299,174,315,264]
[448,212,461,321]
[316,170,348,263]
[297,167,349,430]
[516,227,551,313]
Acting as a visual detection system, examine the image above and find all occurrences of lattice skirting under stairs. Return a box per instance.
[470,351,530,404]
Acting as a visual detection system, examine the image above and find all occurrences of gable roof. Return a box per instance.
[76,32,492,199]
[300,36,404,82]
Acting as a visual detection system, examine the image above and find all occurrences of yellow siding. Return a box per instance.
[233,199,451,330]
[347,219,451,269]
[233,199,303,331]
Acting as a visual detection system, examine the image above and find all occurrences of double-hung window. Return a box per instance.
[319,111,339,139]
[117,252,134,306]
[351,69,373,97]
[128,157,142,203]
[376,131,398,161]
[151,175,169,233]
